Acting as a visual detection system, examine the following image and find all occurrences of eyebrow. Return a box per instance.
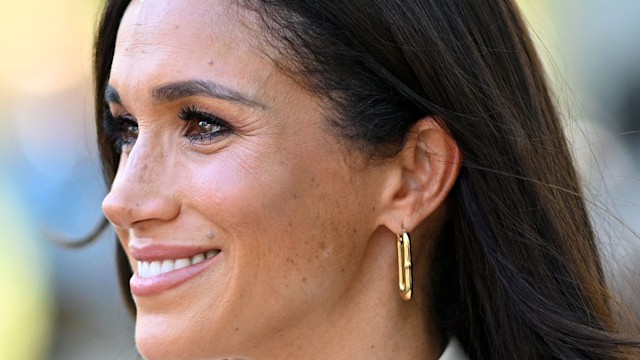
[104,79,266,109]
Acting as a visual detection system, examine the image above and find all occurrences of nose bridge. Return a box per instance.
[122,139,161,192]
[102,137,179,228]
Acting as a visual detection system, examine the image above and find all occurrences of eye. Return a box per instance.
[179,105,231,144]
[195,119,223,135]
[103,109,139,153]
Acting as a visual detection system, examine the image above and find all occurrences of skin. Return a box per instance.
[102,0,461,358]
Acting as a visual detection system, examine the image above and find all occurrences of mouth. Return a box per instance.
[129,246,222,297]
[136,250,220,278]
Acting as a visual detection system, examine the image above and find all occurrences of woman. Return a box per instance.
[92,0,639,358]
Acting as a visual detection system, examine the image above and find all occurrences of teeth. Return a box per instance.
[136,250,219,278]
[174,258,190,270]
[149,261,161,277]
[192,253,205,264]
[161,260,174,273]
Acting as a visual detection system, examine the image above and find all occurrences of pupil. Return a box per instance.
[127,124,138,138]
[199,120,211,132]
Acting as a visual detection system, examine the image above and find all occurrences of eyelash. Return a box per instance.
[103,109,138,153]
[102,105,232,153]
[178,105,232,144]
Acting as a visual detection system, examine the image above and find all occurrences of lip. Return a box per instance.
[129,243,219,261]
[128,244,222,297]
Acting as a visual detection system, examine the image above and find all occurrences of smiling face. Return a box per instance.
[102,0,394,358]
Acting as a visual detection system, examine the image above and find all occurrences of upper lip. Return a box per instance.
[128,243,221,261]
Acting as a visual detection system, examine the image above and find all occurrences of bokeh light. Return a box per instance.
[0,183,52,359]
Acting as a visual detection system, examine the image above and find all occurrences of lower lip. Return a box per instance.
[130,253,221,297]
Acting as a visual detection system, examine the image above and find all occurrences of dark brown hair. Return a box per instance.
[93,0,640,358]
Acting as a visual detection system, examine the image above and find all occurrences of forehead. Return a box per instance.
[110,0,269,98]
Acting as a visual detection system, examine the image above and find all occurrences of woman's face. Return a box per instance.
[103,0,391,357]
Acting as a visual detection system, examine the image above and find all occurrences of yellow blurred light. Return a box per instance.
[0,0,99,96]
[0,184,52,360]
[516,0,565,81]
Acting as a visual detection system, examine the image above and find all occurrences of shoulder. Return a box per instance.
[438,338,468,360]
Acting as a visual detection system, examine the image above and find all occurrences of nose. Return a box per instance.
[102,141,180,229]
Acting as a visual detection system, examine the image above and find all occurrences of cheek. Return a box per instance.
[186,145,367,295]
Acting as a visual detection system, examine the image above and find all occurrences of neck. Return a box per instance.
[254,229,444,359]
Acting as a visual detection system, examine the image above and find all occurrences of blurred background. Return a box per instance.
[0,1,638,359]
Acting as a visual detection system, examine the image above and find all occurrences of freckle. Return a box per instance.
[234,327,239,331]
[208,60,213,66]
[292,193,298,199]
[175,25,180,30]
[288,222,293,228]
[341,267,345,273]
[372,206,376,211]
[302,277,306,282]
[353,228,357,234]
[319,241,326,250]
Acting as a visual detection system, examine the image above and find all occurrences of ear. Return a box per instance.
[377,117,462,234]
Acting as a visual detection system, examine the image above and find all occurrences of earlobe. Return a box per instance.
[379,117,462,233]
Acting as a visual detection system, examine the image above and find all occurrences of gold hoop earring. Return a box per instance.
[396,230,413,301]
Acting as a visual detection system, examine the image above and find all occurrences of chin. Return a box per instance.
[134,311,247,360]
[135,313,205,360]
[135,321,181,359]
